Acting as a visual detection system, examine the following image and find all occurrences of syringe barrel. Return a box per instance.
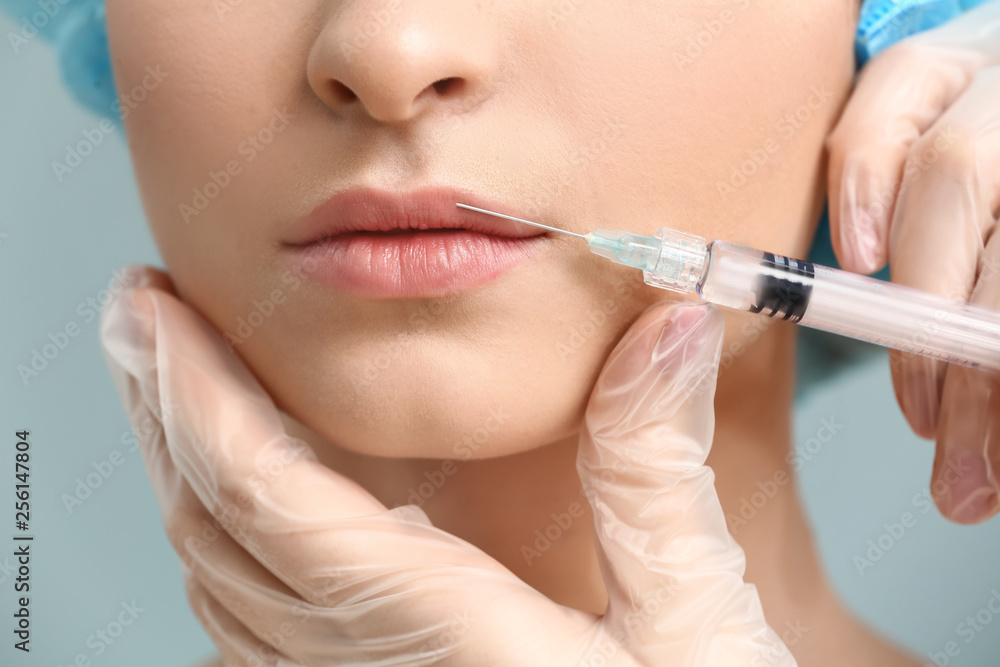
[697,240,1000,372]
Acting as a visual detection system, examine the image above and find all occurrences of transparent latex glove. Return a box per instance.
[826,2,1000,524]
[99,264,794,667]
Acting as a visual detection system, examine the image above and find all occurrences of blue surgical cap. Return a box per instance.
[2,0,113,119]
[856,0,996,66]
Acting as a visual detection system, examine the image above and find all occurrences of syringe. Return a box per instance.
[457,203,1000,373]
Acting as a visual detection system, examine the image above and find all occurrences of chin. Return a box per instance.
[267,350,589,460]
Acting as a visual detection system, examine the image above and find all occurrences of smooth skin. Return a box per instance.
[98,0,1000,664]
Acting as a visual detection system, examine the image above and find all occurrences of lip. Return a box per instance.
[282,186,548,298]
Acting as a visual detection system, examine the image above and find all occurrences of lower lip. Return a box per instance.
[286,230,545,298]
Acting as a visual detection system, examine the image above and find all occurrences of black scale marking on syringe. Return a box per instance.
[749,253,815,323]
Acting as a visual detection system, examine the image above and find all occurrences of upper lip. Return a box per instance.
[284,186,545,247]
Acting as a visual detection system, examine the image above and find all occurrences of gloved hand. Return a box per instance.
[100,263,795,666]
[826,1,1000,524]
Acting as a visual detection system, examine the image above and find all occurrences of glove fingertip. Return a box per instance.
[120,263,154,288]
[653,302,711,350]
[652,302,724,372]
[99,283,160,378]
[596,301,716,394]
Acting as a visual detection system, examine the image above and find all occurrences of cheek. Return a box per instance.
[105,1,314,351]
[537,2,855,255]
[105,1,301,277]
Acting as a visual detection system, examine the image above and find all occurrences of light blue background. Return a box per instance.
[2,11,999,667]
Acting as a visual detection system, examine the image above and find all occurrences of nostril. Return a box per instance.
[432,77,461,96]
[330,80,358,103]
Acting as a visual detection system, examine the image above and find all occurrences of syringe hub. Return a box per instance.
[586,229,663,271]
[585,227,708,294]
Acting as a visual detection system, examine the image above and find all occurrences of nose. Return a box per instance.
[307,1,499,123]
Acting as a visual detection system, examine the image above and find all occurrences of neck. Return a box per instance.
[282,313,919,665]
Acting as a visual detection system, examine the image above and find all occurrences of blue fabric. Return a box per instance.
[55,0,113,120]
[856,0,962,67]
[856,0,996,66]
[2,0,115,121]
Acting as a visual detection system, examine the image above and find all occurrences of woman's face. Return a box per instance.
[104,1,857,458]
